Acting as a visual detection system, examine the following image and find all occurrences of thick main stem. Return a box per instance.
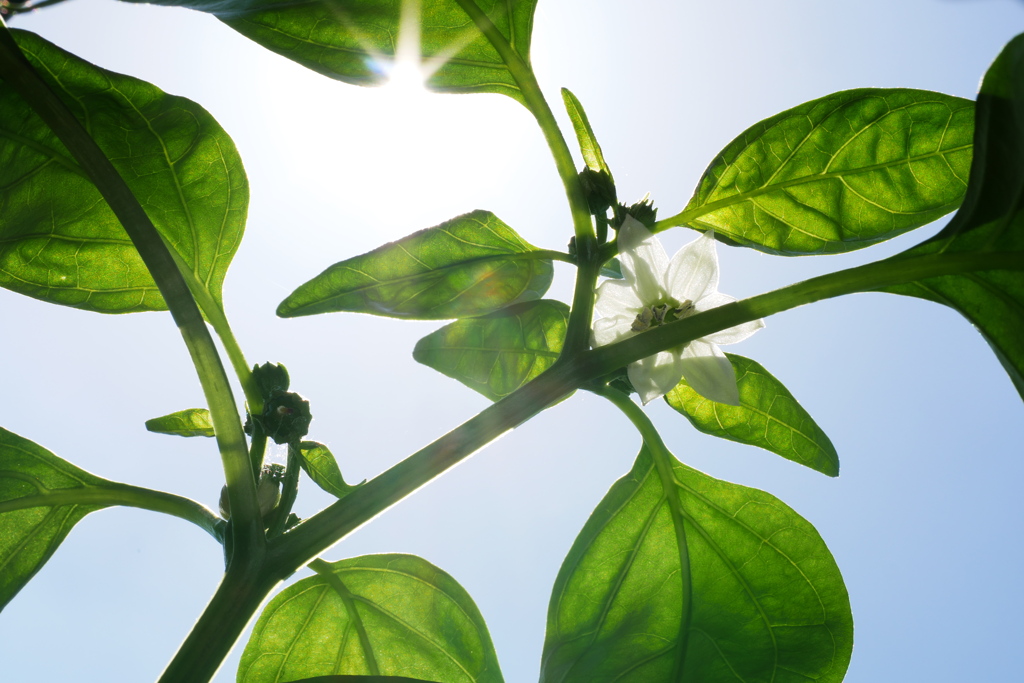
[158,559,279,683]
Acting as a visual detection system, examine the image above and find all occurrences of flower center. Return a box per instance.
[630,299,695,333]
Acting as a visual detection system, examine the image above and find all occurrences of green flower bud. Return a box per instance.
[252,362,290,400]
[256,464,284,517]
[262,390,312,445]
[617,195,658,229]
[578,168,617,215]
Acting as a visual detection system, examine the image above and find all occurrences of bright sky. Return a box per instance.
[2,1,1023,681]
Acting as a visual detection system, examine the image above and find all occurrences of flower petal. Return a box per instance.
[692,291,766,345]
[595,279,644,318]
[628,349,686,405]
[693,290,736,311]
[667,230,719,303]
[592,314,634,347]
[702,318,766,346]
[617,216,670,303]
[678,340,740,405]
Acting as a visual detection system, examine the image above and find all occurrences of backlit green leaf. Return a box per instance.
[413,299,567,400]
[883,34,1024,399]
[668,88,973,255]
[412,298,568,399]
[237,554,503,683]
[278,210,552,319]
[0,427,222,611]
[297,441,361,498]
[276,677,440,683]
[665,354,838,476]
[126,0,537,105]
[562,87,611,177]
[599,257,622,279]
[0,427,108,609]
[145,408,215,438]
[0,30,247,313]
[542,446,852,683]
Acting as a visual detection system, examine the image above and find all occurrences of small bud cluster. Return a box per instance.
[245,362,312,445]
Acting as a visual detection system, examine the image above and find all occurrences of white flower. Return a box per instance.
[592,216,764,406]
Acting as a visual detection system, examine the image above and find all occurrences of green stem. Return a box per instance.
[0,482,223,542]
[267,444,300,538]
[169,252,262,414]
[158,561,280,683]
[0,24,263,544]
[249,423,268,477]
[451,0,599,354]
[272,357,579,567]
[589,249,1024,372]
[273,247,1021,573]
[593,386,693,676]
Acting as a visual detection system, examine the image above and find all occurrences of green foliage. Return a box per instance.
[674,89,974,255]
[562,87,612,177]
[0,30,247,313]
[297,441,361,498]
[883,36,1024,399]
[0,427,108,609]
[541,445,852,683]
[276,678,440,683]
[145,408,216,438]
[665,354,839,476]
[237,554,503,683]
[278,210,552,320]
[413,299,568,400]
[125,0,538,105]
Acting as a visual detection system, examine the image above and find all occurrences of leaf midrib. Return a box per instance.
[682,142,972,226]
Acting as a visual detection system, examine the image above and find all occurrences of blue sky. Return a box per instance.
[2,0,1023,681]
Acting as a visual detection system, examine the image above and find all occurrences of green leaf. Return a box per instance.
[278,210,552,320]
[670,88,974,255]
[145,408,215,438]
[0,30,247,313]
[562,87,611,177]
[413,299,568,400]
[883,34,1024,399]
[665,354,839,476]
[127,0,537,105]
[599,257,622,279]
[0,427,109,609]
[237,554,504,683]
[542,446,852,683]
[297,441,361,498]
[276,677,441,683]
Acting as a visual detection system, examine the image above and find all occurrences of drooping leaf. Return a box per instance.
[665,354,839,476]
[562,87,611,177]
[0,427,222,611]
[0,427,109,609]
[668,88,973,255]
[0,30,247,313]
[124,0,537,105]
[297,441,361,498]
[413,299,567,400]
[278,210,552,319]
[541,445,852,683]
[145,408,215,438]
[237,554,504,683]
[883,34,1024,399]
